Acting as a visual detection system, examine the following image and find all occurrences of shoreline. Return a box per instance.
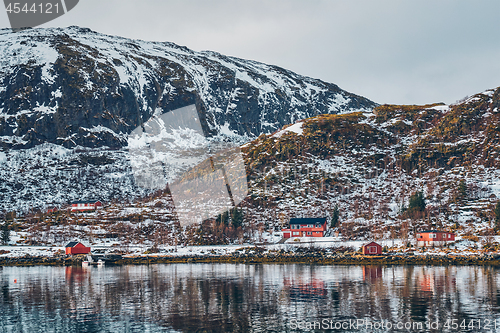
[2,253,500,267]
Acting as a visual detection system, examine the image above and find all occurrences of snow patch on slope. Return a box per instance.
[0,31,60,79]
[273,122,304,138]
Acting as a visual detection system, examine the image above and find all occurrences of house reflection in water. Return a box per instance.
[283,277,327,302]
[362,266,383,282]
[415,267,456,295]
[65,266,89,283]
[420,274,436,293]
[408,267,458,321]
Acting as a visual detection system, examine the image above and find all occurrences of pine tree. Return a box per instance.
[494,201,500,230]
[407,191,426,220]
[1,223,10,245]
[331,205,339,228]
[408,191,426,212]
[216,211,229,225]
[231,208,243,229]
[457,180,467,202]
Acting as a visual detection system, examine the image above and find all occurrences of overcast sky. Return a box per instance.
[1,0,499,105]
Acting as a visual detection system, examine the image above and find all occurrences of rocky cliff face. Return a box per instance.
[0,26,375,150]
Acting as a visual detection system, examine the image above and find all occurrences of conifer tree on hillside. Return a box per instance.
[216,210,229,225]
[231,208,244,229]
[494,201,500,231]
[331,205,340,228]
[408,191,426,212]
[1,222,10,245]
[407,191,426,220]
[456,180,468,203]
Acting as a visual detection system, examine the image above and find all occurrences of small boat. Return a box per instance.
[82,254,93,267]
[82,254,105,267]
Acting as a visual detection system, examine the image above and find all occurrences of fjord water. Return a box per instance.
[1,264,500,332]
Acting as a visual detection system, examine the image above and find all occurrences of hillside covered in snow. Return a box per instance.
[6,86,500,249]
[240,87,500,241]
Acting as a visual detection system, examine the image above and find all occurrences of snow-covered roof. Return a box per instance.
[71,200,101,204]
[289,217,327,225]
[363,241,381,247]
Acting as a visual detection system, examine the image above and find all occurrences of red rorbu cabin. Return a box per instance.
[416,230,455,247]
[65,242,91,255]
[71,200,102,212]
[282,217,327,238]
[362,241,382,255]
[46,206,58,213]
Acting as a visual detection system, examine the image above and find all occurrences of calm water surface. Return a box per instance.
[1,264,500,332]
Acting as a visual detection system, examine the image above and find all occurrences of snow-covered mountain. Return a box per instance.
[0,26,375,211]
[0,26,375,149]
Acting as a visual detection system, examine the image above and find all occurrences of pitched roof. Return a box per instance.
[419,230,452,233]
[71,200,100,204]
[289,217,327,225]
[363,241,381,247]
[65,241,80,247]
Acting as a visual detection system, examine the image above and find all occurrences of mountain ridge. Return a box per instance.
[0,26,376,150]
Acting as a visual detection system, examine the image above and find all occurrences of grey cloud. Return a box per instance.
[1,0,499,105]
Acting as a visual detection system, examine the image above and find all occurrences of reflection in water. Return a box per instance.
[362,265,382,282]
[1,264,500,332]
[284,274,328,302]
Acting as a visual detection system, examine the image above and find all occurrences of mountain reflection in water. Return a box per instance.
[1,264,500,332]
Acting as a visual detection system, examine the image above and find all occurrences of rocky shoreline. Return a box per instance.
[2,252,500,267]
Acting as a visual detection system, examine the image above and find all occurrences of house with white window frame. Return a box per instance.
[416,230,455,247]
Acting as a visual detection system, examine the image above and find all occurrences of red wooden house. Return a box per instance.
[46,206,58,213]
[362,241,382,255]
[416,230,455,247]
[65,241,91,255]
[282,217,327,238]
[71,200,102,212]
